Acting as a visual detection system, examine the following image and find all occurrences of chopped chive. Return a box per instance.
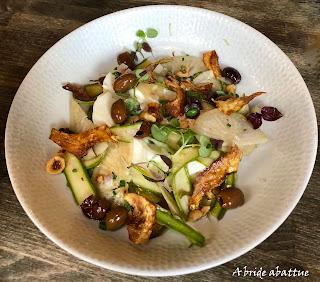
[119,180,126,187]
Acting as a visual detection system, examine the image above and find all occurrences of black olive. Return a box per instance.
[160,155,172,168]
[113,73,137,93]
[135,121,152,138]
[111,99,128,124]
[217,187,244,209]
[80,195,111,220]
[205,91,218,106]
[117,51,136,69]
[105,206,128,231]
[222,67,241,84]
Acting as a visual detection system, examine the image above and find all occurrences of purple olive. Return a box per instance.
[210,138,223,150]
[80,195,111,220]
[142,42,152,52]
[261,107,283,121]
[247,112,263,129]
[186,96,202,109]
[222,67,241,84]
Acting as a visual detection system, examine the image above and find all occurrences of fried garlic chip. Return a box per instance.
[49,125,115,158]
[125,193,156,244]
[189,146,242,211]
[215,92,265,115]
[203,50,221,78]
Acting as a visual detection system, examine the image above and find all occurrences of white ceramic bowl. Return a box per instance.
[5,5,317,276]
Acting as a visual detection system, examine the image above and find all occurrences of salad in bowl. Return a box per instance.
[46,30,282,247]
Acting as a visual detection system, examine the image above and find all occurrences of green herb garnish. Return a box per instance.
[216,90,226,96]
[169,118,180,128]
[112,71,121,78]
[135,69,149,82]
[119,180,126,187]
[125,97,141,115]
[186,91,203,99]
[136,29,146,38]
[146,28,158,38]
[185,107,199,118]
[168,23,172,36]
[198,135,213,157]
[151,124,169,142]
[112,172,117,180]
[183,129,196,145]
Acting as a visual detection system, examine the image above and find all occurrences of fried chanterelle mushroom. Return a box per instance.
[49,125,116,158]
[164,76,186,117]
[203,50,221,78]
[124,193,156,244]
[189,146,242,211]
[215,92,265,115]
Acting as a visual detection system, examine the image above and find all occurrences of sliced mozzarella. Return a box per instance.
[162,55,207,76]
[102,72,115,93]
[130,83,176,110]
[193,70,221,90]
[132,138,158,164]
[69,98,94,133]
[186,160,207,177]
[92,92,116,127]
[192,109,268,151]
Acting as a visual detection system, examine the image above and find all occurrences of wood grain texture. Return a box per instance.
[0,0,319,280]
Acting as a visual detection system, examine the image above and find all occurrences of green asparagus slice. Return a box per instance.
[211,199,226,220]
[156,209,205,247]
[225,172,236,188]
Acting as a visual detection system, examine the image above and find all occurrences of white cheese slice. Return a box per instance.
[92,92,116,127]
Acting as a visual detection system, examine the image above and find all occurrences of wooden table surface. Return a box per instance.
[1,0,319,281]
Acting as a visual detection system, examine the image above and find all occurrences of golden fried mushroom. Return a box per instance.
[163,76,186,117]
[203,50,222,78]
[125,193,156,244]
[49,125,116,158]
[189,146,242,211]
[215,92,265,115]
[180,80,213,93]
